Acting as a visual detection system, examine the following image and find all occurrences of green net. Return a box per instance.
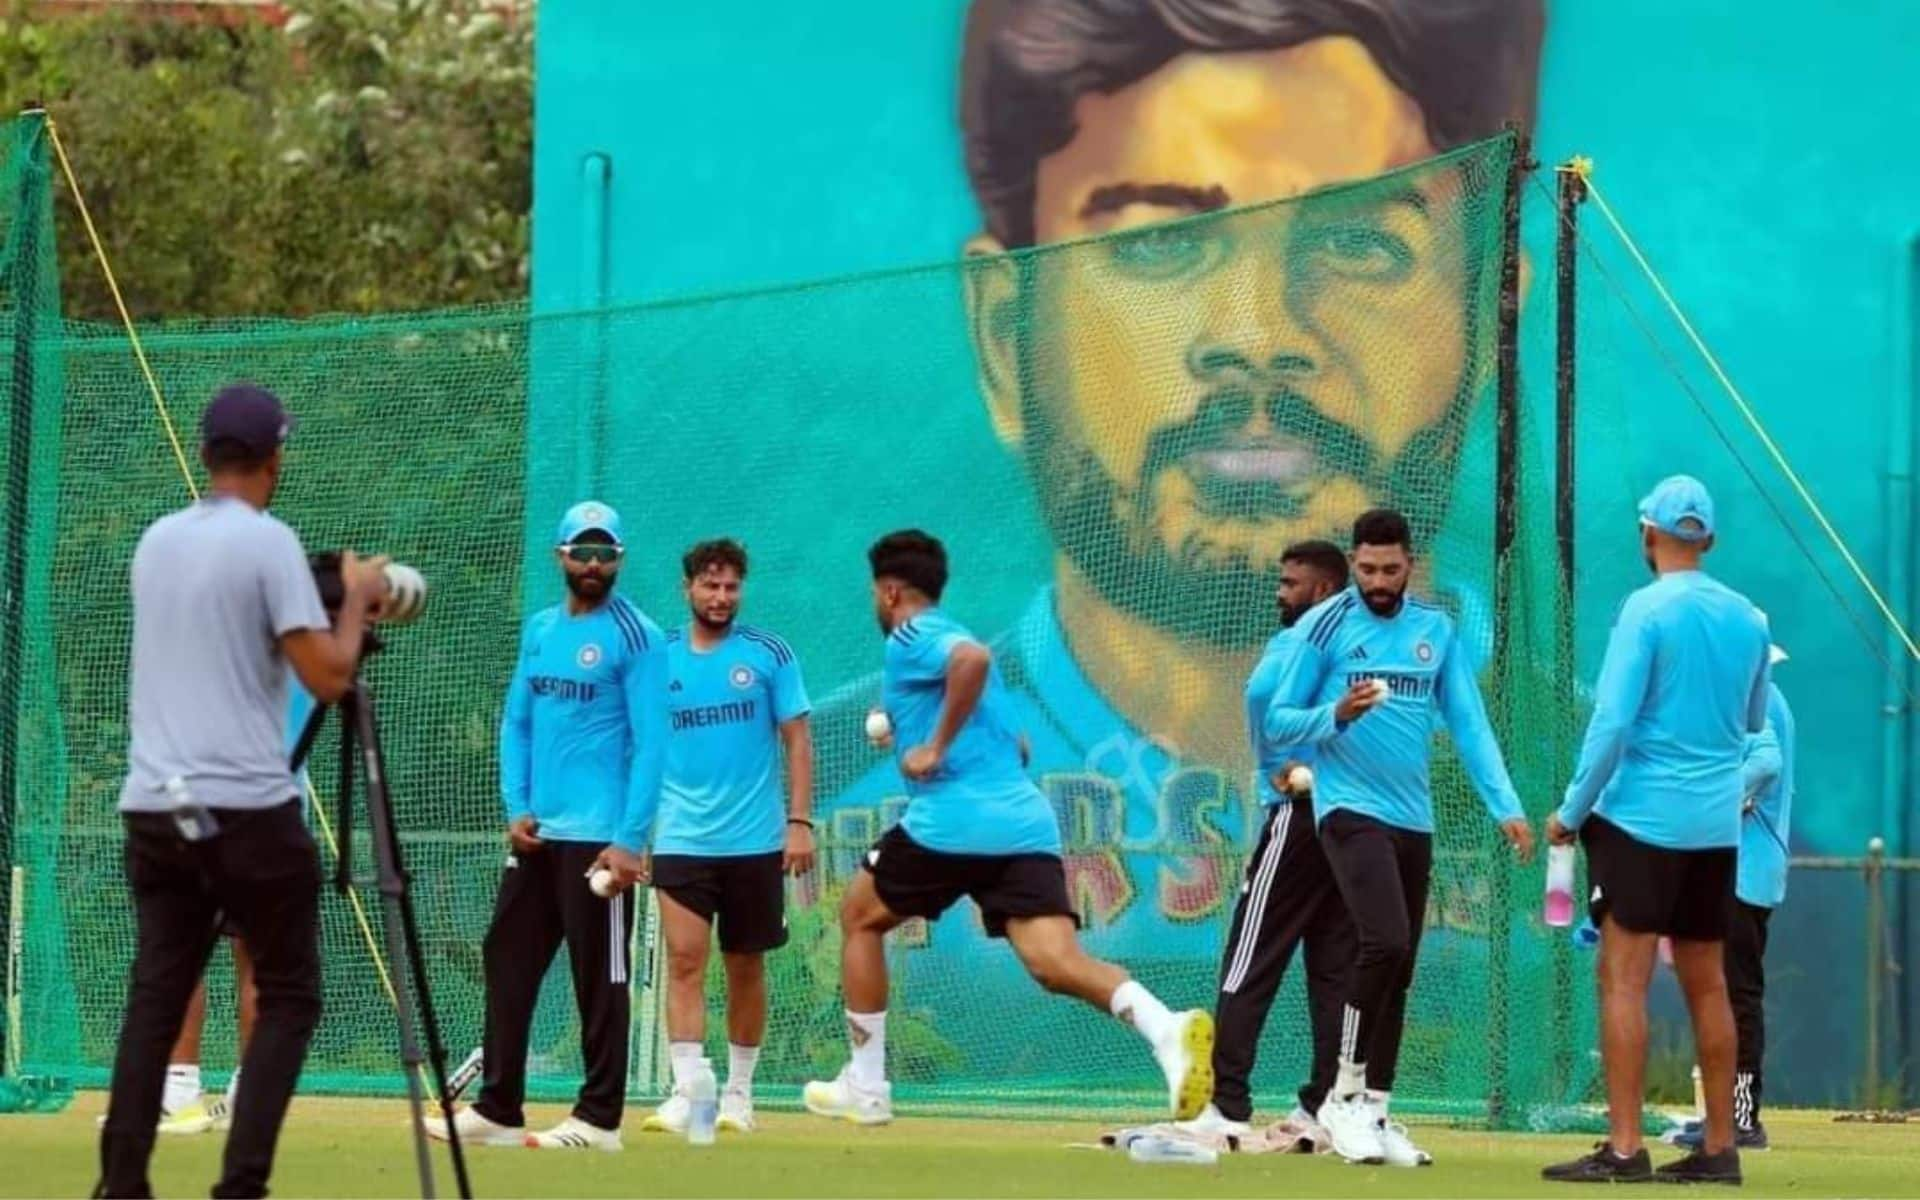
[2,121,1598,1125]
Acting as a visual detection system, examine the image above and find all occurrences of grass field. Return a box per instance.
[5,1094,1919,1198]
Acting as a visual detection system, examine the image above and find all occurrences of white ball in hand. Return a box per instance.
[588,868,618,898]
[864,709,892,744]
[1367,678,1392,704]
[1287,765,1314,795]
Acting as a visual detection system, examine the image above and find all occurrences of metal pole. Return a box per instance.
[1550,159,1587,1104]
[0,104,50,1080]
[1864,837,1886,1108]
[1487,126,1529,1128]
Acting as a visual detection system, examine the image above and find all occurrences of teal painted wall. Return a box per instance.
[531,0,1918,1105]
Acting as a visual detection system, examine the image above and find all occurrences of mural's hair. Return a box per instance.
[960,0,1546,247]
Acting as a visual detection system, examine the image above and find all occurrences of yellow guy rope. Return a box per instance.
[44,113,433,1097]
[1577,163,1920,664]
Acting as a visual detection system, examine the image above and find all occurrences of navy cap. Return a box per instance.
[1637,474,1715,542]
[201,384,296,456]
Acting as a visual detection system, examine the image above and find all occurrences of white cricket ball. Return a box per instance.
[589,868,618,898]
[1869,836,1886,855]
[1367,678,1392,704]
[865,709,892,743]
[1287,765,1314,795]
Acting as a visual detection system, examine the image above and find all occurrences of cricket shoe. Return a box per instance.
[422,1104,526,1147]
[1154,1010,1216,1122]
[1316,1094,1386,1164]
[96,1098,215,1136]
[207,1096,231,1134]
[1270,1105,1331,1154]
[802,1067,893,1125]
[641,1093,689,1134]
[718,1088,756,1133]
[1378,1118,1434,1167]
[525,1115,623,1151]
[1174,1104,1250,1143]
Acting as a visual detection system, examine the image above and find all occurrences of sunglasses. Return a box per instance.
[562,543,622,565]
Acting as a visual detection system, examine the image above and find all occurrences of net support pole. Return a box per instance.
[1486,126,1529,1129]
[1550,159,1587,1105]
[0,105,49,1081]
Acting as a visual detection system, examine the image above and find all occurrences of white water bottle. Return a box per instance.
[686,1057,717,1146]
[165,775,220,843]
[1543,843,1576,928]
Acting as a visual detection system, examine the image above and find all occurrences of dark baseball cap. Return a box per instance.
[201,384,296,456]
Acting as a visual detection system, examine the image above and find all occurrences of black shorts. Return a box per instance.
[1582,816,1736,941]
[863,826,1078,939]
[650,852,788,953]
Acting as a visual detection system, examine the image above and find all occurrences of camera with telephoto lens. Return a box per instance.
[309,551,428,625]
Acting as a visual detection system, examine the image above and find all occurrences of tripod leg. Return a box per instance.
[354,681,472,1200]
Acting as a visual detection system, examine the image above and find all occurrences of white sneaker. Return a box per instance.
[422,1104,526,1148]
[641,1093,689,1134]
[1272,1105,1331,1154]
[1152,1010,1216,1122]
[524,1114,623,1151]
[1174,1103,1250,1141]
[718,1088,755,1133]
[1378,1118,1433,1167]
[207,1096,232,1134]
[1316,1094,1386,1164]
[802,1066,894,1125]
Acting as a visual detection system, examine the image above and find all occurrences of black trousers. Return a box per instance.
[1318,808,1433,1095]
[98,801,321,1200]
[1725,898,1772,1128]
[1212,796,1355,1121]
[474,841,635,1131]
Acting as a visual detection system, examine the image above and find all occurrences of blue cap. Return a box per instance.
[556,500,623,547]
[201,383,295,455]
[1637,475,1715,542]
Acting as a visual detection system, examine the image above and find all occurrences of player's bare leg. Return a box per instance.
[212,943,259,1130]
[146,982,218,1135]
[643,892,713,1133]
[1670,938,1737,1155]
[719,951,766,1131]
[803,871,900,1125]
[1598,917,1659,1155]
[1003,915,1215,1121]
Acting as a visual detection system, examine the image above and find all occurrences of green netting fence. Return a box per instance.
[1,113,1599,1127]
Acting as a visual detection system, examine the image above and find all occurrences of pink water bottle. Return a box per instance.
[1543,844,1576,928]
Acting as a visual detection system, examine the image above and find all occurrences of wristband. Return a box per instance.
[787,817,814,829]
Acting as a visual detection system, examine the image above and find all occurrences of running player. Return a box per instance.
[802,530,1213,1126]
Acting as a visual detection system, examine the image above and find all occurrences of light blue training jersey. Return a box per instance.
[1245,628,1315,807]
[1737,682,1795,906]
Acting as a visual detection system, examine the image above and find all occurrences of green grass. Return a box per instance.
[5,1094,1918,1198]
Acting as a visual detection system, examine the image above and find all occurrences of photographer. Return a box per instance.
[98,384,386,1200]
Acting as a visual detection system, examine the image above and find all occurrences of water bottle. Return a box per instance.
[1543,843,1576,927]
[1572,917,1600,950]
[165,775,220,843]
[1124,1133,1218,1165]
[686,1057,717,1146]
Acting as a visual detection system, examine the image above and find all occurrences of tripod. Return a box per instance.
[290,638,473,1200]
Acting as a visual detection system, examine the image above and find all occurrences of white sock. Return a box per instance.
[1335,1058,1367,1101]
[727,1043,760,1096]
[1108,979,1175,1046]
[668,1041,703,1092]
[1366,1088,1390,1114]
[846,1011,887,1088]
[163,1064,202,1112]
[224,1067,243,1109]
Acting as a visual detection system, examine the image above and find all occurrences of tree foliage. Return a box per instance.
[0,0,531,320]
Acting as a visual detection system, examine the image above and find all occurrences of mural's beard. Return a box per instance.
[1021,384,1466,651]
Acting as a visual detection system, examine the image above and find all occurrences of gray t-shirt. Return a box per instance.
[119,496,330,813]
